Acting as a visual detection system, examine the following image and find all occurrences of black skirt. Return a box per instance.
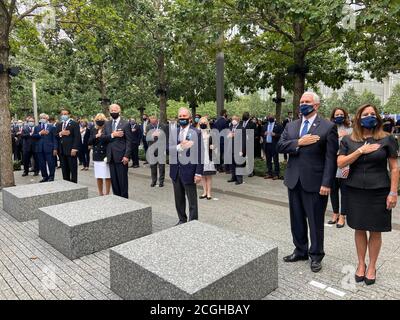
[346,186,392,232]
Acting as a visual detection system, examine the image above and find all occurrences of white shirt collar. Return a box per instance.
[302,113,317,126]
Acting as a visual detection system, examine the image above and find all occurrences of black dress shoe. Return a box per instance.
[235,181,243,185]
[199,195,207,199]
[22,172,28,177]
[174,221,186,226]
[248,173,254,177]
[283,253,309,263]
[33,172,39,176]
[39,179,48,183]
[227,179,236,183]
[207,197,212,200]
[159,183,164,188]
[311,261,322,273]
[150,183,156,187]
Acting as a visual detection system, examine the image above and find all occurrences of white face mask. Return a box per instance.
[232,120,238,126]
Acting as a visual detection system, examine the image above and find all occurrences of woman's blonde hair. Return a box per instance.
[199,117,210,129]
[351,104,388,142]
[94,113,107,129]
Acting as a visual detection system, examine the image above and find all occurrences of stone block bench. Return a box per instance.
[2,181,88,222]
[38,195,152,260]
[110,221,278,300]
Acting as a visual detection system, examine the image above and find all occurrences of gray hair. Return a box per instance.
[302,92,320,104]
[178,107,192,118]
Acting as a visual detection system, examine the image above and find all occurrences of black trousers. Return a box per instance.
[265,143,280,176]
[110,161,129,198]
[150,163,165,184]
[142,136,148,154]
[60,154,78,183]
[330,178,348,215]
[288,182,328,263]
[230,162,243,183]
[172,174,198,223]
[37,152,56,181]
[131,143,139,166]
[79,146,90,167]
[23,150,39,174]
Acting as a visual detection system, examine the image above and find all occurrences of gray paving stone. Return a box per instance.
[38,195,152,260]
[110,221,278,300]
[2,181,88,222]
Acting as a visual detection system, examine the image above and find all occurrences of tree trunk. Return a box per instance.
[98,64,109,115]
[157,52,167,124]
[0,16,15,188]
[274,79,283,123]
[292,50,306,119]
[189,101,198,118]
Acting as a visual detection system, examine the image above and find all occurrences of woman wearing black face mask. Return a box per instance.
[198,117,216,200]
[327,108,352,228]
[338,104,399,286]
[89,113,111,196]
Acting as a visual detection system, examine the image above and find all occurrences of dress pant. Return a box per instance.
[109,161,129,198]
[330,178,348,215]
[131,143,139,166]
[79,145,90,167]
[37,152,56,181]
[60,154,78,183]
[230,161,243,183]
[142,136,148,154]
[265,143,280,176]
[288,182,328,262]
[23,149,39,174]
[150,163,165,185]
[172,172,198,223]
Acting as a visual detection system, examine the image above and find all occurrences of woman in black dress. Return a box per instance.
[337,104,399,285]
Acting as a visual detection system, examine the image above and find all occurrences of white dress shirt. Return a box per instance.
[299,113,317,136]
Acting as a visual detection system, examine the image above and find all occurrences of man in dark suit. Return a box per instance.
[240,112,256,177]
[21,116,39,177]
[262,114,284,180]
[141,114,149,164]
[147,115,166,187]
[213,109,229,172]
[102,104,132,198]
[169,107,203,225]
[129,117,142,168]
[227,115,246,185]
[56,108,81,183]
[13,120,24,161]
[277,92,338,273]
[33,113,58,182]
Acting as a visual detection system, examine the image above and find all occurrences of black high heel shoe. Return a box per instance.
[328,214,339,225]
[364,269,377,286]
[337,216,346,228]
[355,264,367,283]
[199,195,207,199]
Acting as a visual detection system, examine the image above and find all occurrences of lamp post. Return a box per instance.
[216,33,224,116]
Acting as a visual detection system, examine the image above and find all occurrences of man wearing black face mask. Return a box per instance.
[262,114,284,180]
[238,112,256,178]
[277,92,338,273]
[102,104,133,198]
[141,114,149,164]
[169,107,203,225]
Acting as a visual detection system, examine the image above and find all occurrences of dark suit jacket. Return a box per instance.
[32,124,58,153]
[56,120,81,156]
[21,126,36,153]
[88,127,108,162]
[277,115,338,193]
[80,128,91,147]
[169,125,204,185]
[129,122,143,145]
[262,122,284,147]
[102,118,133,163]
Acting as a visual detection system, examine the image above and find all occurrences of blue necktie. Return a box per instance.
[300,120,309,137]
[267,123,273,143]
[112,120,117,132]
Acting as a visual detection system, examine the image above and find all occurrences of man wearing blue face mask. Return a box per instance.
[21,116,40,177]
[56,108,81,183]
[277,92,338,273]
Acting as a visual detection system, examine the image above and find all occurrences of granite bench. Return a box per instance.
[38,195,152,260]
[110,221,278,300]
[2,181,88,222]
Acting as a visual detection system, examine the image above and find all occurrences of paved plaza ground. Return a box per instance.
[0,162,400,300]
